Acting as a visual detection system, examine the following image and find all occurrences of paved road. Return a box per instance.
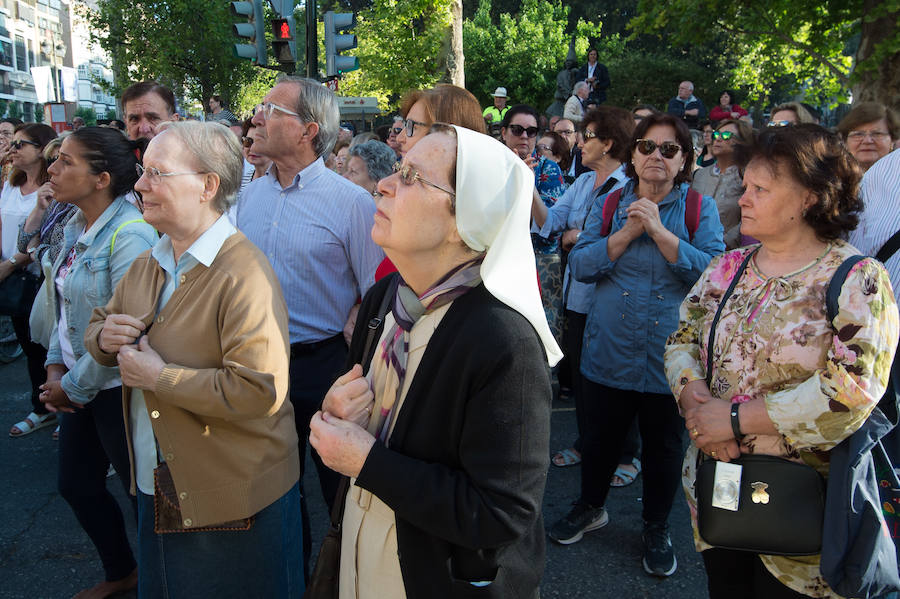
[0,355,709,598]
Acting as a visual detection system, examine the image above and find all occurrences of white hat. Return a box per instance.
[452,125,563,367]
[492,87,508,98]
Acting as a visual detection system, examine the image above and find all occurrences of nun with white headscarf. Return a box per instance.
[310,124,561,598]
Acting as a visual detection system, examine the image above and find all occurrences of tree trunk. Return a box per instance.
[852,0,900,114]
[448,0,464,87]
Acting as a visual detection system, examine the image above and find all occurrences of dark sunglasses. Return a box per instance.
[404,118,428,137]
[11,139,40,150]
[508,124,539,138]
[390,127,403,136]
[767,120,793,128]
[712,131,734,141]
[240,136,254,148]
[635,139,682,159]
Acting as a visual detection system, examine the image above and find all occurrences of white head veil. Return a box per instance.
[451,125,563,366]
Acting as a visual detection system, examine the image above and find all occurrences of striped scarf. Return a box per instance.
[366,257,483,443]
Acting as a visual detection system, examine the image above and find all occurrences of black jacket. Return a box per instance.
[347,276,552,598]
[576,61,610,104]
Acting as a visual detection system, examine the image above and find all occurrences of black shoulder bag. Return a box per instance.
[694,248,826,556]
[304,283,395,599]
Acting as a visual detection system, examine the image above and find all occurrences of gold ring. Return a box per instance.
[691,428,699,438]
[711,450,717,458]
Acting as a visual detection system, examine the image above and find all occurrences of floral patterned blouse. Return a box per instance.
[664,240,899,598]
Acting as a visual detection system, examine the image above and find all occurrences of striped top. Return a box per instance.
[850,149,900,291]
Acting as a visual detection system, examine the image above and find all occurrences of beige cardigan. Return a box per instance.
[85,232,299,527]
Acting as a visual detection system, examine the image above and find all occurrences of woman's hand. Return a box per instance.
[561,228,581,251]
[626,198,665,238]
[36,182,54,210]
[40,380,83,413]
[684,395,735,446]
[323,364,374,428]
[99,313,146,354]
[0,259,13,283]
[309,410,376,478]
[699,440,741,462]
[117,336,165,390]
[523,154,538,171]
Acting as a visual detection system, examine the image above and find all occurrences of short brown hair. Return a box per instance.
[121,81,176,117]
[737,124,862,240]
[9,123,57,187]
[837,102,899,141]
[400,85,487,135]
[770,102,815,124]
[581,106,635,163]
[539,131,571,172]
[624,112,694,184]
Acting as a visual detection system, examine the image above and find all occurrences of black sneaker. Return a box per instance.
[549,502,608,544]
[642,522,677,577]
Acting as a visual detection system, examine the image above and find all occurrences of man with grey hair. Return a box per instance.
[666,81,706,129]
[564,81,590,123]
[236,77,383,570]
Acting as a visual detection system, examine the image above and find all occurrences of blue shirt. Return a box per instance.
[539,165,627,313]
[568,180,724,393]
[236,157,383,343]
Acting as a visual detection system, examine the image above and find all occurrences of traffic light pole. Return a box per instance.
[306,0,317,79]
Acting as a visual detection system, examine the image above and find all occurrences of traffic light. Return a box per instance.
[271,16,297,69]
[324,11,359,77]
[230,1,266,65]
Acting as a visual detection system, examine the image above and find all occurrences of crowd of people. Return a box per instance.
[1,44,899,599]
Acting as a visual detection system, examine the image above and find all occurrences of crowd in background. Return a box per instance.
[0,42,899,599]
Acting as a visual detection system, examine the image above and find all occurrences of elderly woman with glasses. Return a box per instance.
[836,101,898,172]
[309,124,561,598]
[85,121,303,597]
[550,112,724,579]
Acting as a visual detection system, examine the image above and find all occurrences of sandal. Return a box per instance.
[610,458,641,487]
[552,448,582,467]
[9,411,57,438]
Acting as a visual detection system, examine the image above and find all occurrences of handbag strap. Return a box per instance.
[329,280,396,529]
[876,228,900,264]
[705,248,758,387]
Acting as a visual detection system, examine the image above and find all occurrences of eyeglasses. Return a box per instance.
[712,131,734,141]
[390,127,403,136]
[254,101,300,121]
[392,162,455,197]
[583,129,599,141]
[508,124,539,138]
[846,130,890,142]
[240,136,254,148]
[536,144,553,153]
[767,120,793,128]
[555,129,575,136]
[635,139,682,159]
[10,139,40,150]
[404,118,429,137]
[136,163,206,184]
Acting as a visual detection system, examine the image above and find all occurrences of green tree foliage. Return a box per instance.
[604,52,728,112]
[106,108,118,120]
[75,107,98,126]
[628,0,899,108]
[8,101,21,121]
[338,0,454,109]
[81,0,259,109]
[463,0,609,112]
[33,104,44,123]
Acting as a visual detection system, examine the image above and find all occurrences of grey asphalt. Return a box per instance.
[0,355,709,598]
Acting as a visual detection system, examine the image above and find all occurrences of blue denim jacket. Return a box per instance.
[568,181,724,394]
[45,196,157,404]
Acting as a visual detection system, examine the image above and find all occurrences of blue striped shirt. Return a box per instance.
[236,157,383,343]
[850,149,900,291]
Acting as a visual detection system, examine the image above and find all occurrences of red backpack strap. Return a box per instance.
[684,188,702,242]
[600,188,623,237]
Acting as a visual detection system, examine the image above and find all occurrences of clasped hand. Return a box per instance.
[625,198,665,238]
[680,381,740,462]
[309,364,377,478]
[100,313,165,390]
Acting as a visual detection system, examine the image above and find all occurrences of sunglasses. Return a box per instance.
[392,162,455,197]
[390,127,403,136]
[767,120,793,128]
[712,131,734,141]
[240,136,254,148]
[508,124,539,138]
[11,139,40,150]
[583,129,598,141]
[635,139,682,159]
[404,118,429,137]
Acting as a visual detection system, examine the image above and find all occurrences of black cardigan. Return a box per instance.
[347,275,552,598]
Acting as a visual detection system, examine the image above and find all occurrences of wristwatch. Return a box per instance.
[7,255,17,266]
